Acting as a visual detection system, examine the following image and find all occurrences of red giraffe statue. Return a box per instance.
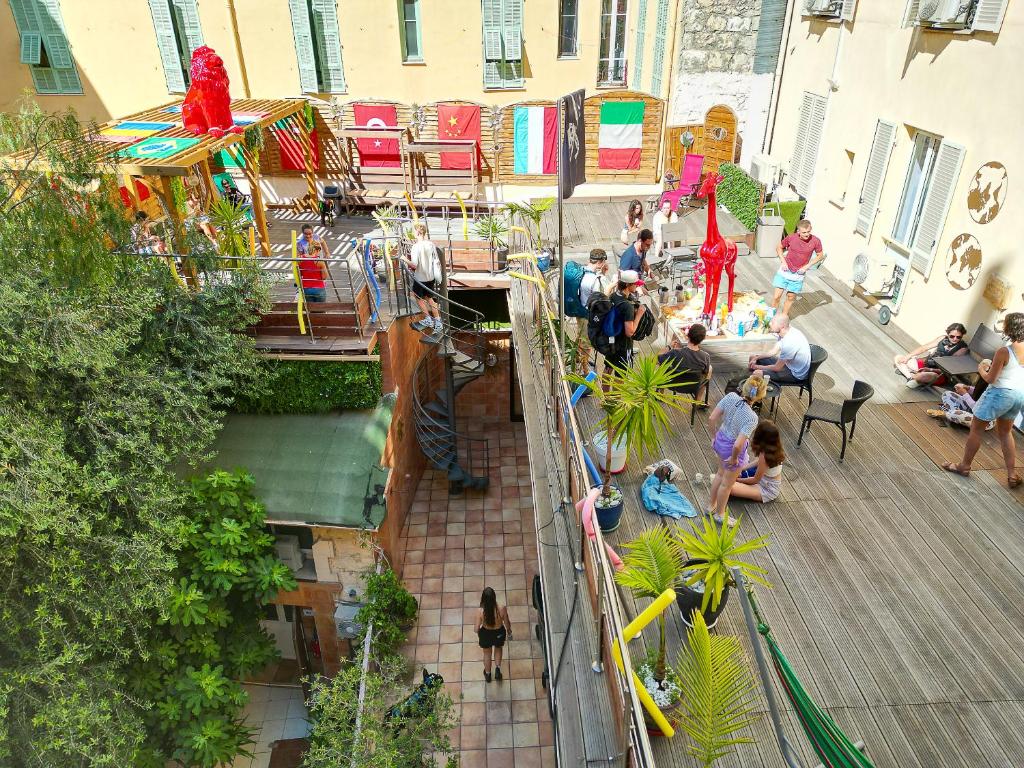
[696,172,739,315]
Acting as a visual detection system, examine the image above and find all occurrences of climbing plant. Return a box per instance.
[716,163,762,231]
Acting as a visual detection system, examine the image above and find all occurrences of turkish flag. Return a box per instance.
[276,125,320,172]
[353,103,400,168]
[436,104,481,171]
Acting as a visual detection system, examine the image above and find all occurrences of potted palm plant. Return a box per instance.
[505,198,554,251]
[673,516,770,628]
[570,354,687,532]
[674,610,759,766]
[614,527,684,724]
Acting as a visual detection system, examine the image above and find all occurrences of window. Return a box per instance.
[903,0,1009,33]
[288,0,347,94]
[399,0,423,62]
[558,0,578,58]
[147,0,203,93]
[789,91,827,197]
[598,0,627,86]
[481,0,524,90]
[9,0,82,95]
[891,132,965,275]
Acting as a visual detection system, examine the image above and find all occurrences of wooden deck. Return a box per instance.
[564,256,1024,767]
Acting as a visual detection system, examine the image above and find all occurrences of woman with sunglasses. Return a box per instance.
[893,322,969,389]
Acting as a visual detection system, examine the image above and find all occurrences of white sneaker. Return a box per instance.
[432,317,443,331]
[905,379,921,389]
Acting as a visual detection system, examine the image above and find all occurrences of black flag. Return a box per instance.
[559,89,586,199]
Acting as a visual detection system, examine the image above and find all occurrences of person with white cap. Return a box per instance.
[602,269,646,383]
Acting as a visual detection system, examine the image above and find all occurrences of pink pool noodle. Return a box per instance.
[577,488,624,571]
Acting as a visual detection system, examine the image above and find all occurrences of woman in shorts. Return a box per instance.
[476,587,512,682]
[893,322,968,389]
[707,372,768,525]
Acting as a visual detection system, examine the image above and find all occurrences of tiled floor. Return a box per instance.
[400,421,555,768]
[231,684,310,768]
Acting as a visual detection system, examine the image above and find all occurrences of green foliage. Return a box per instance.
[133,469,297,766]
[355,568,419,656]
[763,200,807,235]
[674,610,758,767]
[505,197,554,249]
[716,162,762,231]
[674,517,771,612]
[0,101,270,765]
[615,527,684,681]
[208,198,250,265]
[473,213,509,247]
[242,124,264,164]
[170,176,188,215]
[303,657,459,768]
[234,358,383,414]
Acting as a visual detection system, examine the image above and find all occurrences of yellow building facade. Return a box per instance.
[768,0,1022,342]
[0,0,681,123]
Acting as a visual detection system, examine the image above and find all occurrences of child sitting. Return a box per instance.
[729,420,785,503]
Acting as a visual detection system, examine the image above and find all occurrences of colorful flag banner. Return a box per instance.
[164,105,183,113]
[100,120,176,142]
[118,178,152,207]
[598,101,645,170]
[96,133,143,145]
[437,104,481,171]
[560,89,586,198]
[513,105,557,175]
[231,112,268,126]
[217,148,245,168]
[122,137,200,160]
[353,103,401,167]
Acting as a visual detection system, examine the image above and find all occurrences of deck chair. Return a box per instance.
[797,380,874,462]
[659,153,705,211]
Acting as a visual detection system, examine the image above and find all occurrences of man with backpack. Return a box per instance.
[587,269,648,385]
[580,249,610,308]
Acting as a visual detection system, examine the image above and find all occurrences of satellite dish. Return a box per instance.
[679,130,695,149]
[852,253,870,285]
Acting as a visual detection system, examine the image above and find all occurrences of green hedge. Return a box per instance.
[716,163,761,231]
[234,359,382,414]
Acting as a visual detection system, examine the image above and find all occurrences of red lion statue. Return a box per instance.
[181,46,241,138]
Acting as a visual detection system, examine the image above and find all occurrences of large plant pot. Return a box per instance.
[593,483,624,533]
[593,430,628,474]
[676,559,730,629]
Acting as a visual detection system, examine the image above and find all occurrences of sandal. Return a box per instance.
[1009,476,1023,489]
[942,461,970,477]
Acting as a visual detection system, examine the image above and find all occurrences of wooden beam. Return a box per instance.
[198,157,217,208]
[289,113,319,209]
[227,144,270,256]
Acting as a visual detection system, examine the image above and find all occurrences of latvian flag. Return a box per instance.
[513,105,557,175]
[598,101,645,170]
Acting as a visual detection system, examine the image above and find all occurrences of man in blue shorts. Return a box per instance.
[771,219,824,316]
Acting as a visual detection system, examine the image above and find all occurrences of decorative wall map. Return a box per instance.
[967,162,1008,224]
[945,233,982,290]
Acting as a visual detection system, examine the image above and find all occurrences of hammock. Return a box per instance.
[736,578,874,768]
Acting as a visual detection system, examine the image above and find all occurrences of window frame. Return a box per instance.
[597,0,628,87]
[890,131,941,249]
[9,0,83,95]
[558,0,579,58]
[288,0,347,94]
[398,0,424,63]
[481,0,524,91]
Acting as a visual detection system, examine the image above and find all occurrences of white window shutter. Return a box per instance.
[790,93,813,191]
[798,94,827,196]
[855,119,897,237]
[482,0,504,60]
[288,0,319,93]
[910,140,965,276]
[483,59,501,88]
[20,32,41,64]
[650,0,671,93]
[840,0,857,21]
[972,0,1009,32]
[170,0,205,53]
[902,0,921,27]
[148,0,186,92]
[503,0,523,60]
[311,0,346,92]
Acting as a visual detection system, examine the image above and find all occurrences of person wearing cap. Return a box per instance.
[580,248,610,308]
[602,269,646,383]
[707,371,768,525]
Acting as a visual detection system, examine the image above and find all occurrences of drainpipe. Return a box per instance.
[763,0,797,155]
[226,0,252,98]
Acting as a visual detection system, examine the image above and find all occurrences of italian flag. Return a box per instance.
[513,105,558,175]
[598,101,645,170]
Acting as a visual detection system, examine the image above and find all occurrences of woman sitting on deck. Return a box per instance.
[730,420,785,503]
[620,199,644,246]
[707,372,768,525]
[893,322,969,389]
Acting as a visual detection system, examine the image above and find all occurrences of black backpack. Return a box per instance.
[631,303,655,342]
[586,290,617,356]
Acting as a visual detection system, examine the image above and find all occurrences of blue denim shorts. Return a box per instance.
[772,268,805,294]
[972,386,1024,423]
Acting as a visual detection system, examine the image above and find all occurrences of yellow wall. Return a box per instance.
[0,0,669,122]
[769,1,1024,342]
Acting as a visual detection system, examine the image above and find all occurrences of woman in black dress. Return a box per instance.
[475,587,512,682]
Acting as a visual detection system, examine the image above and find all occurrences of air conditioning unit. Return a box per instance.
[750,154,780,186]
[334,601,364,640]
[804,0,841,17]
[917,0,972,29]
[274,535,304,572]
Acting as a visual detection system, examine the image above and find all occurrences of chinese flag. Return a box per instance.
[353,103,400,168]
[436,104,481,171]
[276,126,320,172]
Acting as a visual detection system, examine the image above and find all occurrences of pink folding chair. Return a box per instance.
[660,153,705,211]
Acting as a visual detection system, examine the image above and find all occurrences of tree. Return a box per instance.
[0,101,271,765]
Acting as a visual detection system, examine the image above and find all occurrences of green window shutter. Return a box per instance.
[31,67,58,94]
[287,0,319,93]
[399,0,422,61]
[30,0,82,93]
[482,0,503,60]
[148,0,187,92]
[8,0,35,32]
[502,59,523,87]
[631,0,647,90]
[170,0,204,53]
[502,0,523,60]
[483,59,501,88]
[20,32,41,64]
[310,0,346,92]
[754,0,786,75]
[650,0,670,93]
[44,32,71,68]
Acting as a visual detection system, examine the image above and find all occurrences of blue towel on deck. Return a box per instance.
[640,475,697,519]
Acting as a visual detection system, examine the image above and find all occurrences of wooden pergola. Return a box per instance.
[2,97,316,256]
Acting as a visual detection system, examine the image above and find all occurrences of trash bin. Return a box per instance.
[755,215,785,259]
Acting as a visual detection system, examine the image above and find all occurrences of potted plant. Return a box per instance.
[673,610,758,766]
[570,355,686,532]
[673,516,770,629]
[505,198,554,252]
[355,567,419,656]
[614,527,684,725]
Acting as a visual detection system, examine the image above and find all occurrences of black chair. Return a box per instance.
[666,368,710,425]
[797,380,874,462]
[776,344,828,404]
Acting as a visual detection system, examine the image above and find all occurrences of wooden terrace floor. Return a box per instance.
[569,256,1024,768]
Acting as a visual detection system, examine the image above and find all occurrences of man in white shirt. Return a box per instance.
[651,198,679,260]
[404,222,442,334]
[747,314,810,384]
[579,248,610,307]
